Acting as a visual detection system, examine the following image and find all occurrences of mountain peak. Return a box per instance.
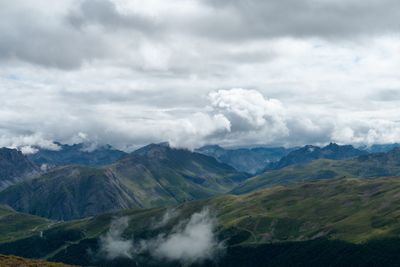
[0,147,24,160]
[0,147,39,190]
[324,142,340,149]
[132,142,172,159]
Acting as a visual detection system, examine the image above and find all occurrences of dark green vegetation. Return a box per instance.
[28,143,127,167]
[195,145,294,174]
[0,148,40,190]
[0,144,248,220]
[2,177,400,266]
[233,147,400,194]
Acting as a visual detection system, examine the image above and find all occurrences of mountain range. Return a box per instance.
[265,143,367,170]
[0,143,248,220]
[233,147,400,194]
[1,141,400,266]
[28,143,127,167]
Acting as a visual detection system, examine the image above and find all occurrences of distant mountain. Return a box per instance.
[233,147,400,194]
[359,143,400,153]
[27,143,127,167]
[195,145,294,174]
[0,148,40,190]
[3,177,400,266]
[0,143,248,220]
[265,143,367,170]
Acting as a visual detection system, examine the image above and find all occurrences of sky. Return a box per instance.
[0,0,399,151]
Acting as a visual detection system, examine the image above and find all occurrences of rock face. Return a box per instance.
[266,143,367,170]
[0,148,40,190]
[195,145,293,174]
[0,143,248,220]
[28,143,127,167]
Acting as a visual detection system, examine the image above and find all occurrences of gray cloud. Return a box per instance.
[67,0,159,33]
[373,89,400,102]
[201,0,400,39]
[0,1,109,69]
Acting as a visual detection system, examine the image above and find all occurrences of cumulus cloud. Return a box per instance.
[98,208,225,264]
[209,88,288,132]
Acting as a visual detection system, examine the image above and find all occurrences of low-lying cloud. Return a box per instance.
[150,208,180,230]
[98,208,225,264]
[99,217,133,260]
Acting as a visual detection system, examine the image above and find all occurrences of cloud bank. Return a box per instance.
[1,0,399,149]
[98,208,224,264]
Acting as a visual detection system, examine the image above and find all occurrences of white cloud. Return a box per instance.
[99,217,133,260]
[98,208,225,264]
[151,208,224,263]
[209,88,287,130]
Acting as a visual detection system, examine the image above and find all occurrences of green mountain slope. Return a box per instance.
[233,147,400,194]
[111,143,249,207]
[0,205,50,243]
[2,177,400,266]
[0,166,142,220]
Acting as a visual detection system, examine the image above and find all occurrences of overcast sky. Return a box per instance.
[1,0,399,151]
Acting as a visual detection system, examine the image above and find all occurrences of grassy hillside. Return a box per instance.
[2,177,400,266]
[0,205,50,243]
[0,254,76,266]
[233,148,400,194]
